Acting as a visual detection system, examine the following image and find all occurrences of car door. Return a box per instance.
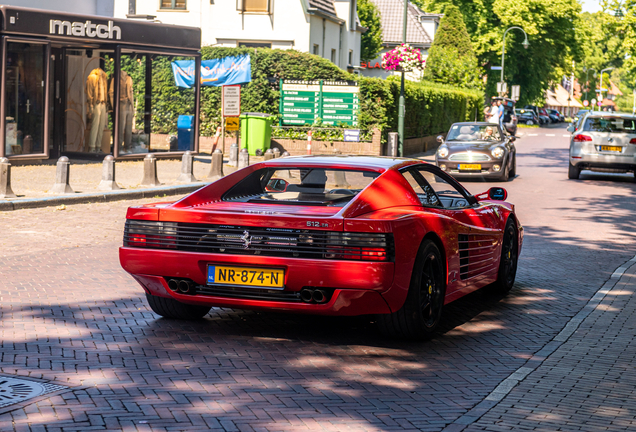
[403,166,502,295]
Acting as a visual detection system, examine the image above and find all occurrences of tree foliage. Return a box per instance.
[357,0,384,62]
[414,0,582,105]
[423,5,481,89]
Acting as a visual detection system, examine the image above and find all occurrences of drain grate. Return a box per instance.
[0,376,67,409]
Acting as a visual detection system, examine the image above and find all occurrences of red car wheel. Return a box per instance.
[145,293,211,320]
[377,240,445,340]
[488,219,518,295]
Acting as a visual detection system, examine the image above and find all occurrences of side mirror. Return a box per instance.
[265,178,289,192]
[509,136,516,142]
[476,187,508,201]
[436,135,444,143]
[566,125,575,133]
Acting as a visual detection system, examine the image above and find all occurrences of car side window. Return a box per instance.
[401,170,442,208]
[415,168,472,209]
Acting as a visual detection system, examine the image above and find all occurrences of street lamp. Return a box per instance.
[584,67,597,102]
[500,26,529,95]
[599,67,614,110]
[397,0,408,157]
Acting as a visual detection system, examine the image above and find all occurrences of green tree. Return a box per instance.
[422,4,481,89]
[414,0,582,105]
[358,0,383,62]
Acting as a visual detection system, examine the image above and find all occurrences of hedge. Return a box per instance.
[119,47,484,140]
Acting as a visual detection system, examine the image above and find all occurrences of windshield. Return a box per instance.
[222,168,380,206]
[446,124,502,141]
[583,117,636,133]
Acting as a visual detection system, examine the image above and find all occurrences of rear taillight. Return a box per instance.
[573,134,593,142]
[124,221,177,249]
[629,138,636,144]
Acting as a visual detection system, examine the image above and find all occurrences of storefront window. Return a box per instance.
[5,42,47,155]
[63,49,114,154]
[114,51,196,155]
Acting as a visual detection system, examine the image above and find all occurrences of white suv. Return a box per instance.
[567,113,636,181]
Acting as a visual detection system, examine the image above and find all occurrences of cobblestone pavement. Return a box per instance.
[1,124,636,431]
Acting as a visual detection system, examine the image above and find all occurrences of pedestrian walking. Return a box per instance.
[488,100,499,124]
[497,100,505,129]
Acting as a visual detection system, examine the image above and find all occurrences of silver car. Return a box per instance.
[567,113,636,181]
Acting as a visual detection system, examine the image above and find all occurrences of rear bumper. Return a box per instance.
[570,154,636,173]
[120,247,394,315]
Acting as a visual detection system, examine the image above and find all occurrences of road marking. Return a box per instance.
[546,134,555,136]
[528,133,538,136]
[442,253,636,431]
[563,134,570,137]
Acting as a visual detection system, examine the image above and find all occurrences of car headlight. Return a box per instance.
[437,146,449,158]
[491,147,505,159]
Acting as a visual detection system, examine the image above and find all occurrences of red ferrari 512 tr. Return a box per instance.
[119,156,523,339]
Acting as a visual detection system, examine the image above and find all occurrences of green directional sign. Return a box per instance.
[279,80,359,126]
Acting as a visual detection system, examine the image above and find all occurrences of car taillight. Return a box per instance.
[573,134,593,142]
[325,233,393,262]
[124,221,178,249]
[629,138,636,144]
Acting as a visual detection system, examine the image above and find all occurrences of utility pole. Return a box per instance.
[397,0,408,157]
[570,61,575,117]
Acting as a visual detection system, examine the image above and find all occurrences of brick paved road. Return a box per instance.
[1,124,635,431]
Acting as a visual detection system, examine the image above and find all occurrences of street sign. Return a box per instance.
[491,66,502,70]
[497,82,508,94]
[222,85,241,117]
[280,80,359,126]
[225,117,239,131]
[583,100,589,107]
[344,129,360,142]
[591,98,597,105]
[510,85,520,101]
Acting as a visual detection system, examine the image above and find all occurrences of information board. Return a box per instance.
[279,80,359,126]
[223,85,241,117]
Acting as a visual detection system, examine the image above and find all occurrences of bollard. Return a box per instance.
[228,142,239,167]
[48,156,74,194]
[176,151,197,183]
[0,157,16,199]
[141,153,161,186]
[238,148,250,169]
[97,155,120,191]
[207,149,224,181]
[273,147,281,158]
[282,151,290,157]
[264,149,274,161]
[307,131,312,155]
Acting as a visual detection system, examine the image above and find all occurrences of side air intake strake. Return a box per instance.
[124,220,394,262]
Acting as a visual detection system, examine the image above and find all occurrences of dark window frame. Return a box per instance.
[160,0,187,10]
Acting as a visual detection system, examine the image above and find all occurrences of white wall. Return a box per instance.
[3,0,113,16]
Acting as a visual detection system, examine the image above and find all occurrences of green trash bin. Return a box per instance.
[239,112,272,156]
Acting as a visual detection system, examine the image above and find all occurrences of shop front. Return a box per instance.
[0,5,201,162]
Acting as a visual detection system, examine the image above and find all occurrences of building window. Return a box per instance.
[348,50,353,65]
[160,0,186,10]
[313,44,320,56]
[239,41,272,48]
[238,0,272,13]
[129,0,136,14]
[331,49,337,63]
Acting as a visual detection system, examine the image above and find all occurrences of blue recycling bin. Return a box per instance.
[177,115,194,151]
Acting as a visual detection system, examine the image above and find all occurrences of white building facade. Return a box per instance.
[113,0,363,70]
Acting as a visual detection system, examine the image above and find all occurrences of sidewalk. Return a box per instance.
[0,155,243,211]
[1,150,439,211]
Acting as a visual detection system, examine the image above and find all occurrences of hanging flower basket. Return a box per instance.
[382,44,425,72]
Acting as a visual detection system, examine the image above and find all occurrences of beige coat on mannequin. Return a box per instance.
[109,71,134,151]
[86,68,108,152]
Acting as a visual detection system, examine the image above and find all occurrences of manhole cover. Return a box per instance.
[0,377,67,409]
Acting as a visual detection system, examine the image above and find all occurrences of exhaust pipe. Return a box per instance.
[177,280,193,294]
[300,288,314,303]
[167,279,179,291]
[312,289,327,304]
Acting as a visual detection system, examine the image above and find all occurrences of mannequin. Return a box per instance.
[109,70,134,151]
[86,68,108,152]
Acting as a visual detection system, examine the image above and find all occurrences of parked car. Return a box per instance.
[119,156,523,340]
[525,105,550,124]
[567,113,636,181]
[435,122,517,181]
[491,97,518,136]
[547,109,565,122]
[515,109,539,125]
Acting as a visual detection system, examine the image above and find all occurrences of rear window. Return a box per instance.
[584,117,636,133]
[222,168,380,206]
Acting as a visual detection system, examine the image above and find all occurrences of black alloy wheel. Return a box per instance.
[146,293,211,319]
[509,155,517,178]
[488,219,518,295]
[377,240,446,340]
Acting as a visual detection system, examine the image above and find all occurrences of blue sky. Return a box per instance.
[580,0,602,13]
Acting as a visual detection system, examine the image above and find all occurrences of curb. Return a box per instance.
[0,182,208,211]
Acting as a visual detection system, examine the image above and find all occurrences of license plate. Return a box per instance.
[207,265,285,289]
[601,145,622,152]
[459,164,481,171]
